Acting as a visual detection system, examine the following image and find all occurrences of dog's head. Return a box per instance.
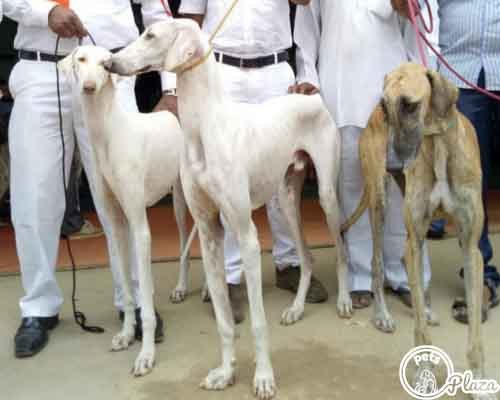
[382,63,459,167]
[109,19,205,77]
[58,46,113,95]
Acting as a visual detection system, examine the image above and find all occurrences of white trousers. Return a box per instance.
[9,59,139,317]
[339,126,431,292]
[218,61,300,284]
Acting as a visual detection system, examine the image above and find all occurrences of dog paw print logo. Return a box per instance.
[399,345,500,399]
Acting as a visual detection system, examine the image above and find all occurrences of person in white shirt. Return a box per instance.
[179,0,327,324]
[5,0,176,359]
[292,0,432,310]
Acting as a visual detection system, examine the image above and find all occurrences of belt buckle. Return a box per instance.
[239,58,244,68]
[274,53,278,64]
[36,51,41,62]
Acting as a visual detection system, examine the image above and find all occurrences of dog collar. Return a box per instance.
[423,114,458,136]
[173,47,214,75]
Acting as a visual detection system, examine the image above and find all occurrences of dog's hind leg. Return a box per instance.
[198,214,236,391]
[278,168,311,326]
[235,214,275,399]
[371,176,396,333]
[171,177,191,303]
[313,148,351,318]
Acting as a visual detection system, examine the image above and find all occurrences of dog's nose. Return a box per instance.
[83,81,96,94]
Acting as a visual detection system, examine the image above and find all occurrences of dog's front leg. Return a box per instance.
[171,178,191,303]
[370,176,396,333]
[403,190,438,390]
[127,207,156,377]
[237,218,276,400]
[456,195,494,398]
[198,215,236,391]
[96,179,136,353]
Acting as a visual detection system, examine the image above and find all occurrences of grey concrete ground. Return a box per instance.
[1,236,499,400]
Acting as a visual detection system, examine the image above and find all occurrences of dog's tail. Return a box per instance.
[341,185,369,233]
[180,224,198,266]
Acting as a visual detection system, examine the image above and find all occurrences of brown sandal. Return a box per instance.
[452,279,499,324]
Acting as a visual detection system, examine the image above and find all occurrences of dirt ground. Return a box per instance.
[1,236,499,400]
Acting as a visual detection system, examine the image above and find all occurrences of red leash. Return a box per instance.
[407,0,500,101]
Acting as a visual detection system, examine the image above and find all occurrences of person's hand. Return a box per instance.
[391,0,411,19]
[48,5,88,38]
[288,82,320,96]
[153,94,178,117]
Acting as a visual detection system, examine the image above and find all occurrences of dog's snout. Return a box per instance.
[83,81,97,94]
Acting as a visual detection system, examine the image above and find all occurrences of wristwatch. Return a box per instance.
[163,88,177,96]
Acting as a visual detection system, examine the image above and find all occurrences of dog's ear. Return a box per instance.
[163,26,203,72]
[110,73,125,86]
[57,49,77,79]
[426,69,459,117]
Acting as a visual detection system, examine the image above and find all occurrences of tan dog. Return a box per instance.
[343,63,494,397]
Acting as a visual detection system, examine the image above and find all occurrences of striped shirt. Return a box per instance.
[437,0,500,90]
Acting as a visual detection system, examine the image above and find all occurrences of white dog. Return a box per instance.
[58,46,189,377]
[110,19,348,399]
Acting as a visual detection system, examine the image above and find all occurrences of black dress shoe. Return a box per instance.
[118,308,164,343]
[14,316,59,358]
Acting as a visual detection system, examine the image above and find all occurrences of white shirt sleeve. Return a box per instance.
[2,0,58,27]
[134,0,176,91]
[294,0,321,88]
[179,0,207,15]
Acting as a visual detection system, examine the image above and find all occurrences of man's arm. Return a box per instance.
[180,13,203,27]
[3,0,86,38]
[178,0,206,27]
[290,0,321,95]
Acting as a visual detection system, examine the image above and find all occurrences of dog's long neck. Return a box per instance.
[176,55,225,135]
[80,79,120,150]
[175,55,225,181]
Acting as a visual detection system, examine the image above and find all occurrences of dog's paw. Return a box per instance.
[254,370,276,400]
[337,297,353,319]
[372,312,396,333]
[200,366,235,391]
[201,284,211,303]
[280,305,304,326]
[111,331,135,352]
[426,308,440,326]
[132,350,155,377]
[170,286,188,304]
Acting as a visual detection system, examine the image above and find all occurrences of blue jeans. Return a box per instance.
[457,70,500,287]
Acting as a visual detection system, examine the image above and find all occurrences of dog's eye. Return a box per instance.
[400,97,419,114]
[380,99,388,117]
[145,31,155,40]
[77,56,87,63]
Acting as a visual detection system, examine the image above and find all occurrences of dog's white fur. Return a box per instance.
[110,19,349,399]
[58,46,190,377]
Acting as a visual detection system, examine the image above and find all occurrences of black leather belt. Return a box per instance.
[214,51,289,69]
[18,47,124,62]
